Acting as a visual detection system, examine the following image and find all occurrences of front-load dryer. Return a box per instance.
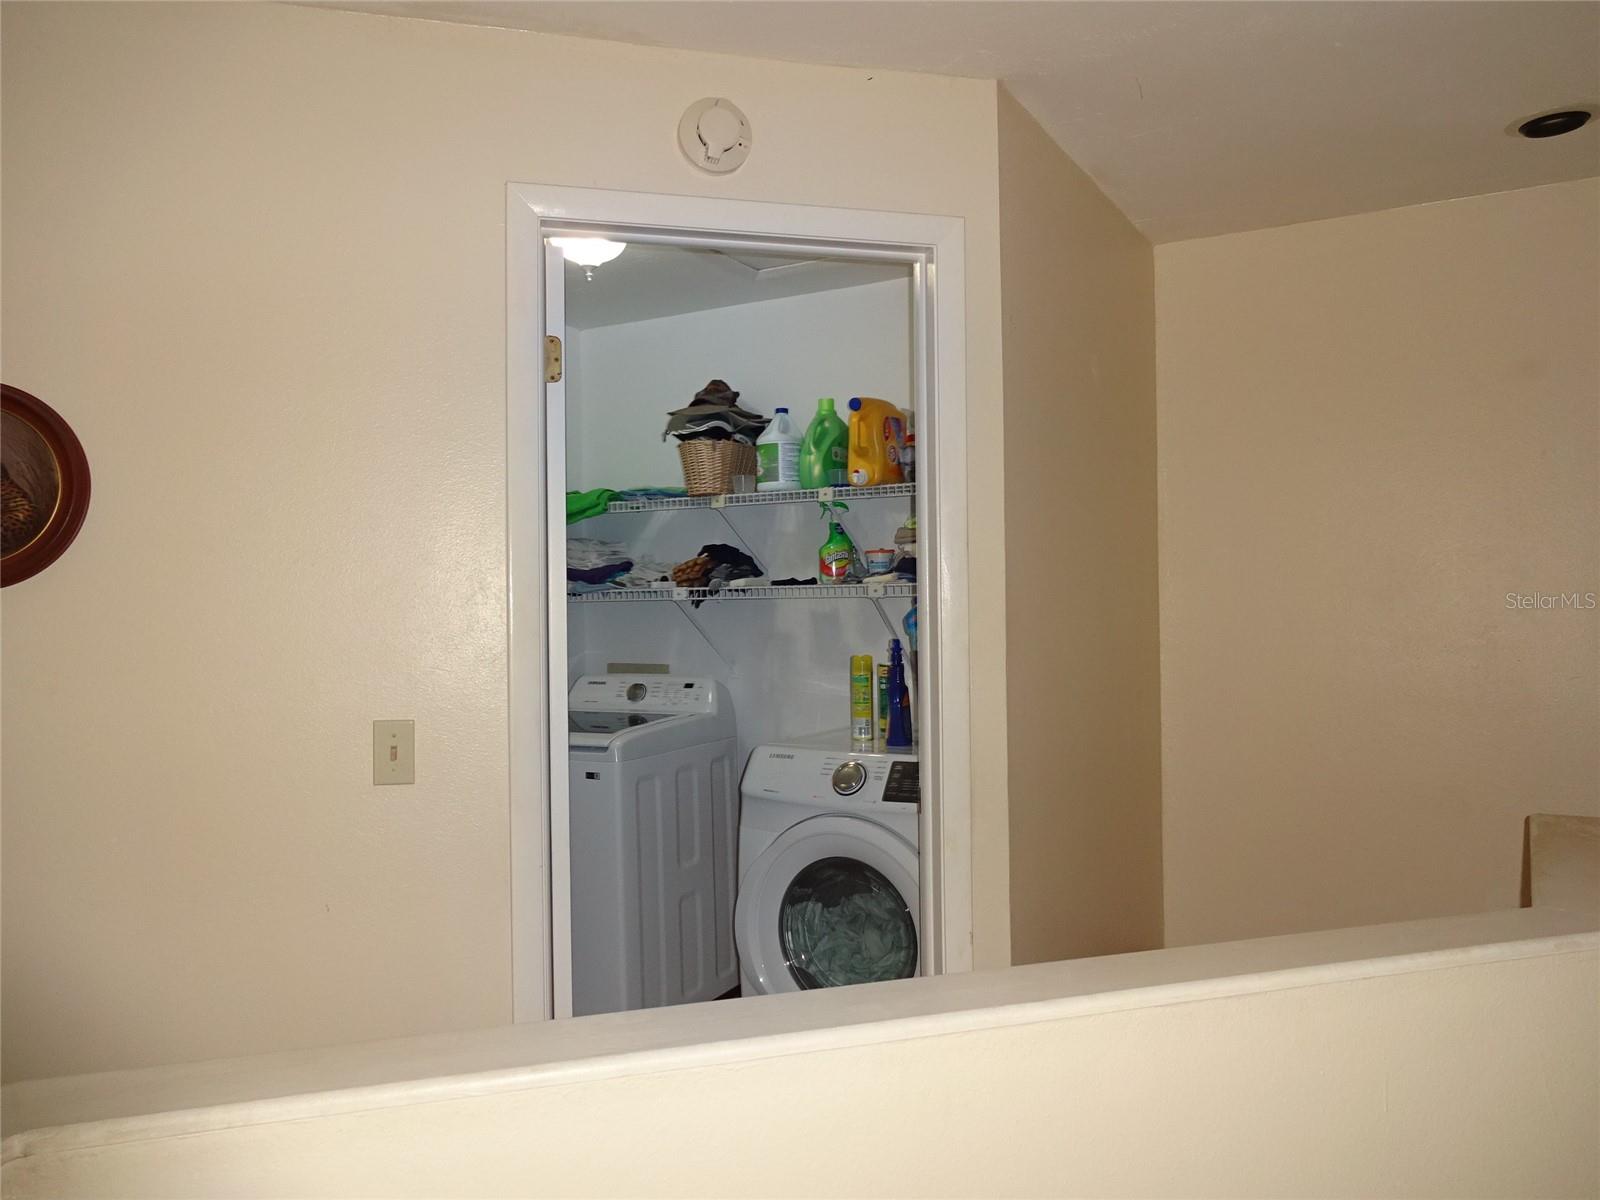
[567,674,737,1016]
[736,734,920,995]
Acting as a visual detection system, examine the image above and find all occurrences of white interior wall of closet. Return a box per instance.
[566,275,913,490]
[564,264,916,764]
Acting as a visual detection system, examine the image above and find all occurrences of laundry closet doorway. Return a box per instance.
[508,185,973,1021]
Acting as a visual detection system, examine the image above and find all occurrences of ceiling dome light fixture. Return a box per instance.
[1517,109,1593,139]
[552,237,627,281]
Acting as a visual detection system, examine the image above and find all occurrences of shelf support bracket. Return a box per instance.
[671,599,734,670]
[869,595,901,642]
[705,504,765,575]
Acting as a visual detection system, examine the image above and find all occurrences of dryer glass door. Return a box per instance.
[779,855,917,988]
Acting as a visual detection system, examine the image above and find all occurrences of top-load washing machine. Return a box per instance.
[736,733,920,995]
[567,674,738,1016]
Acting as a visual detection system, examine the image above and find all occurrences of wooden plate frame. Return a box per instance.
[2,384,91,586]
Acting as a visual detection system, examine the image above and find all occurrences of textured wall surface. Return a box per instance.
[1157,180,1600,945]
[997,89,1163,963]
[0,1,1009,1081]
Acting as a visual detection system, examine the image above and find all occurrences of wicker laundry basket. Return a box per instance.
[678,440,756,496]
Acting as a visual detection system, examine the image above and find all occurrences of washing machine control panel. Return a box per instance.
[746,743,920,810]
[570,675,722,715]
[880,761,921,805]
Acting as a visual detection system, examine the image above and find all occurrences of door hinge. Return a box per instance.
[544,335,563,383]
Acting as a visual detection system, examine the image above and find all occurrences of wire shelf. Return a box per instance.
[599,483,916,514]
[569,582,916,603]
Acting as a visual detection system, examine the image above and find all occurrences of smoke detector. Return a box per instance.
[679,98,751,174]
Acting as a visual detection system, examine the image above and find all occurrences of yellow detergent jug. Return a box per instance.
[846,397,906,486]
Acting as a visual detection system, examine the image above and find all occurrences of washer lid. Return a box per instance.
[568,711,679,737]
[736,814,918,995]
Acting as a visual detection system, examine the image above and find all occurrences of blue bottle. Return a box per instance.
[885,638,913,750]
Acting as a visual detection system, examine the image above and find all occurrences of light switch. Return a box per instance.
[373,720,415,785]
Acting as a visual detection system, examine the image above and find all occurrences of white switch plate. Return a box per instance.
[373,720,415,785]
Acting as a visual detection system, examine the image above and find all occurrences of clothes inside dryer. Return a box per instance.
[779,855,918,988]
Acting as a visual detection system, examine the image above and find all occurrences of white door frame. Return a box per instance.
[508,183,972,1020]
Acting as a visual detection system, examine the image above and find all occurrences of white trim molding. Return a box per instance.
[506,184,973,1021]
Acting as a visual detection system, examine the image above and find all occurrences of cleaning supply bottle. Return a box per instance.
[818,501,856,583]
[756,407,800,491]
[850,655,875,748]
[902,601,919,689]
[798,397,850,489]
[846,397,906,487]
[885,638,913,749]
[877,663,890,742]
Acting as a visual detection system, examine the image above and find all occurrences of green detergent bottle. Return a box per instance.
[798,397,850,489]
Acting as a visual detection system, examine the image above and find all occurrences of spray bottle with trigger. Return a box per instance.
[885,637,914,749]
[818,500,859,584]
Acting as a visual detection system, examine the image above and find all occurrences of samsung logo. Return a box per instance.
[768,752,795,760]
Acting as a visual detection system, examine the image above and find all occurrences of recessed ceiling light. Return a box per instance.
[1517,109,1593,139]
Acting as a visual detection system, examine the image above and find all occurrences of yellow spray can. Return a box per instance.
[850,655,875,748]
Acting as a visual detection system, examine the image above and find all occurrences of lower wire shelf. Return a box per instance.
[568,581,915,666]
[569,582,916,603]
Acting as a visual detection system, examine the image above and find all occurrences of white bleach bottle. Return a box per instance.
[756,406,800,491]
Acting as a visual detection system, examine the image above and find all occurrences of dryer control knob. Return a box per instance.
[832,760,867,796]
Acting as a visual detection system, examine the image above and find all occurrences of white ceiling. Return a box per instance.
[562,244,909,330]
[319,0,1600,242]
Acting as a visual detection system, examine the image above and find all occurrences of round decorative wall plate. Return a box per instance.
[2,384,91,586]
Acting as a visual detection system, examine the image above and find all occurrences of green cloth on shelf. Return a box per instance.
[566,488,617,524]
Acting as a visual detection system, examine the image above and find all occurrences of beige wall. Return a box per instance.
[6,942,1595,1197]
[0,2,1010,1082]
[996,89,1163,962]
[1157,180,1600,945]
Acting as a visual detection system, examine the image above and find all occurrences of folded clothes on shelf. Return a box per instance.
[567,537,629,567]
[671,543,764,604]
[567,579,628,594]
[662,380,770,445]
[567,537,632,585]
[564,536,676,593]
[568,561,633,586]
[610,559,675,590]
